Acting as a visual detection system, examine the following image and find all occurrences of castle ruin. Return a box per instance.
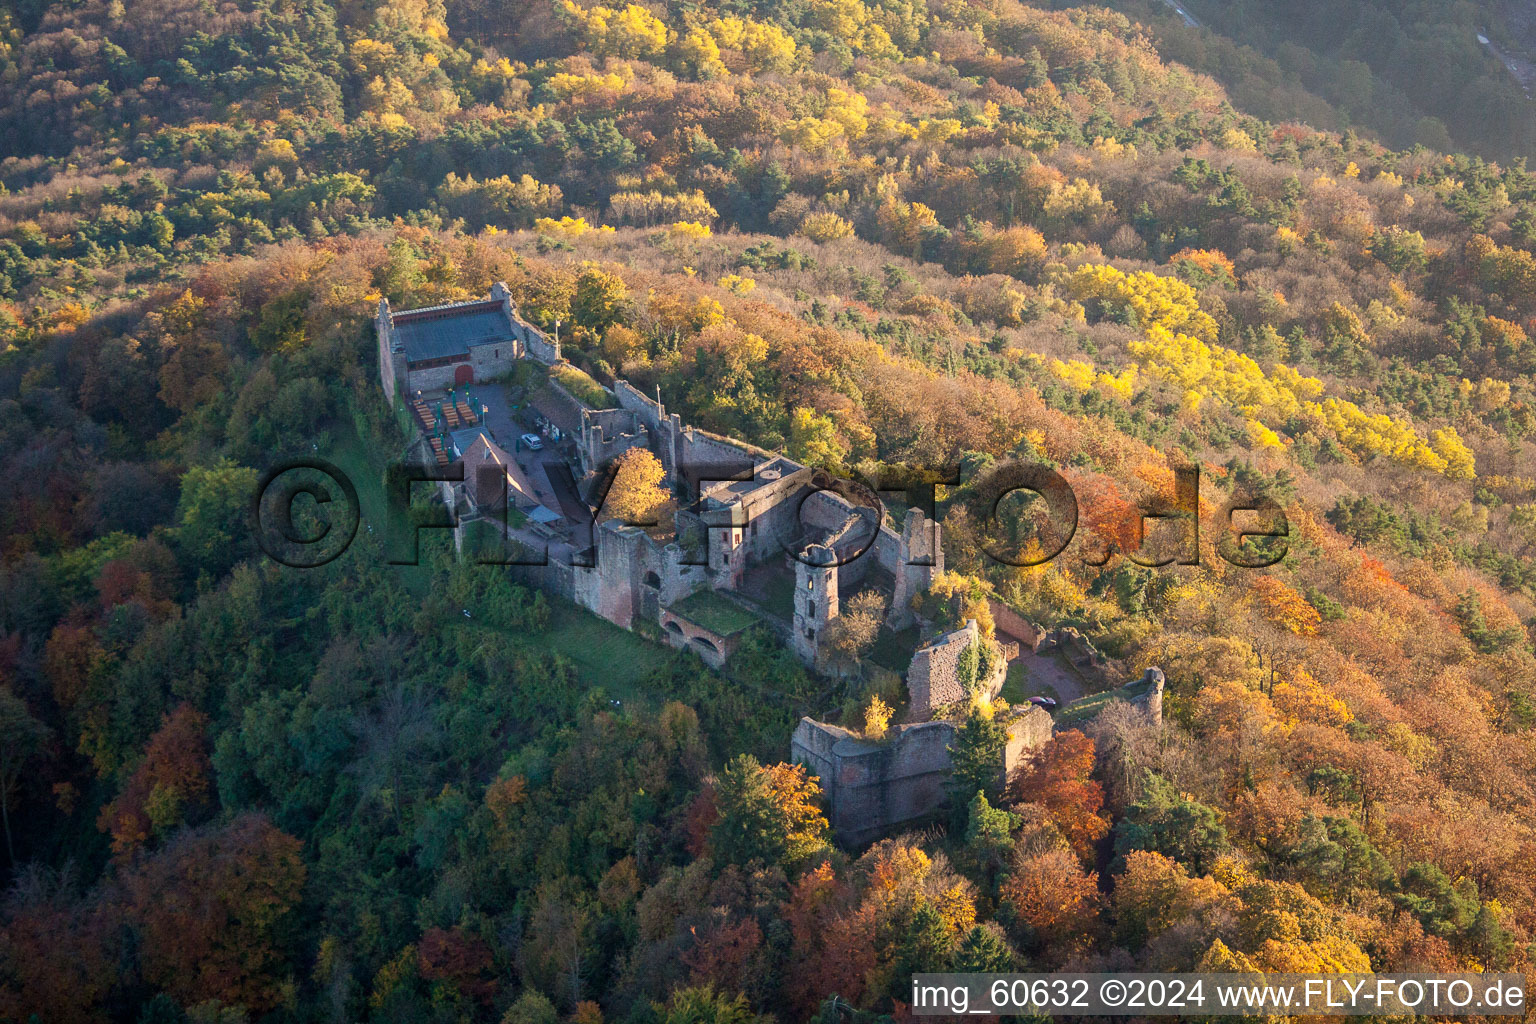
[377,286,1165,848]
[377,286,942,672]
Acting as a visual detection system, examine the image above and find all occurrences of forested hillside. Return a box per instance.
[1,0,1535,1020]
[1095,0,1536,163]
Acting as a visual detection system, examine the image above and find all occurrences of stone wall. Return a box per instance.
[1039,626,1115,689]
[906,619,1007,721]
[659,542,709,607]
[580,407,649,477]
[376,297,404,399]
[1128,667,1165,724]
[612,380,684,480]
[726,467,813,564]
[510,289,560,364]
[870,522,902,576]
[791,718,956,846]
[988,599,1042,650]
[402,359,470,394]
[659,608,740,668]
[468,339,519,382]
[679,426,778,467]
[792,705,1053,846]
[540,375,592,438]
[888,509,942,629]
[1003,705,1054,779]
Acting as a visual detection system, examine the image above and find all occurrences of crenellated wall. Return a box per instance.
[580,407,650,477]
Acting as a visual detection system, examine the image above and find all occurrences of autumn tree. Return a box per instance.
[787,407,848,470]
[98,704,213,856]
[572,264,629,333]
[1010,730,1109,862]
[998,849,1102,962]
[601,448,670,526]
[709,755,830,874]
[824,590,887,675]
[122,813,306,1013]
[862,694,892,740]
[0,885,116,1024]
[654,984,757,1024]
[522,884,593,1008]
[418,926,498,1008]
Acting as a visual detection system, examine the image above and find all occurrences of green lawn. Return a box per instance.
[327,408,674,699]
[1055,675,1153,728]
[327,422,439,596]
[1000,661,1060,705]
[544,601,674,698]
[669,590,760,636]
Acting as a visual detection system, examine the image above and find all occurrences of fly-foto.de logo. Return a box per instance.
[250,456,1290,571]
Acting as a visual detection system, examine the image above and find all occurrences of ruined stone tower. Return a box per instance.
[793,543,838,666]
[1137,666,1165,725]
[888,508,943,628]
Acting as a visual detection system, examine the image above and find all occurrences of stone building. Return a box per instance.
[376,286,1161,848]
[449,431,562,525]
[792,665,1166,846]
[375,282,554,397]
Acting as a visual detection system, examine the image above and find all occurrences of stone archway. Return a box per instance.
[454,363,474,386]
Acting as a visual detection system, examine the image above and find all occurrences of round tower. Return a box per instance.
[793,543,838,666]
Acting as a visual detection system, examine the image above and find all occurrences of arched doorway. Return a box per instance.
[454,363,474,386]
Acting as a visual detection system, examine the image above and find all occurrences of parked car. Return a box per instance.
[520,432,544,451]
[1028,696,1058,709]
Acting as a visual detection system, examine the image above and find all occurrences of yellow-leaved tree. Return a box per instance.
[603,447,670,525]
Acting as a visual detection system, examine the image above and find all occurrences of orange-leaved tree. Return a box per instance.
[1011,729,1109,863]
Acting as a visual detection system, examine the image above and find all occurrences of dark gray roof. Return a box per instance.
[450,427,496,458]
[393,302,515,363]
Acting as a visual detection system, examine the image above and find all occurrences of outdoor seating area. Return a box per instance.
[427,434,450,467]
[410,389,484,453]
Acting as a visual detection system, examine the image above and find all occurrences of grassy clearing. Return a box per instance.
[1000,661,1061,705]
[1055,675,1153,728]
[670,590,760,636]
[550,365,617,409]
[544,600,675,699]
[326,420,439,596]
